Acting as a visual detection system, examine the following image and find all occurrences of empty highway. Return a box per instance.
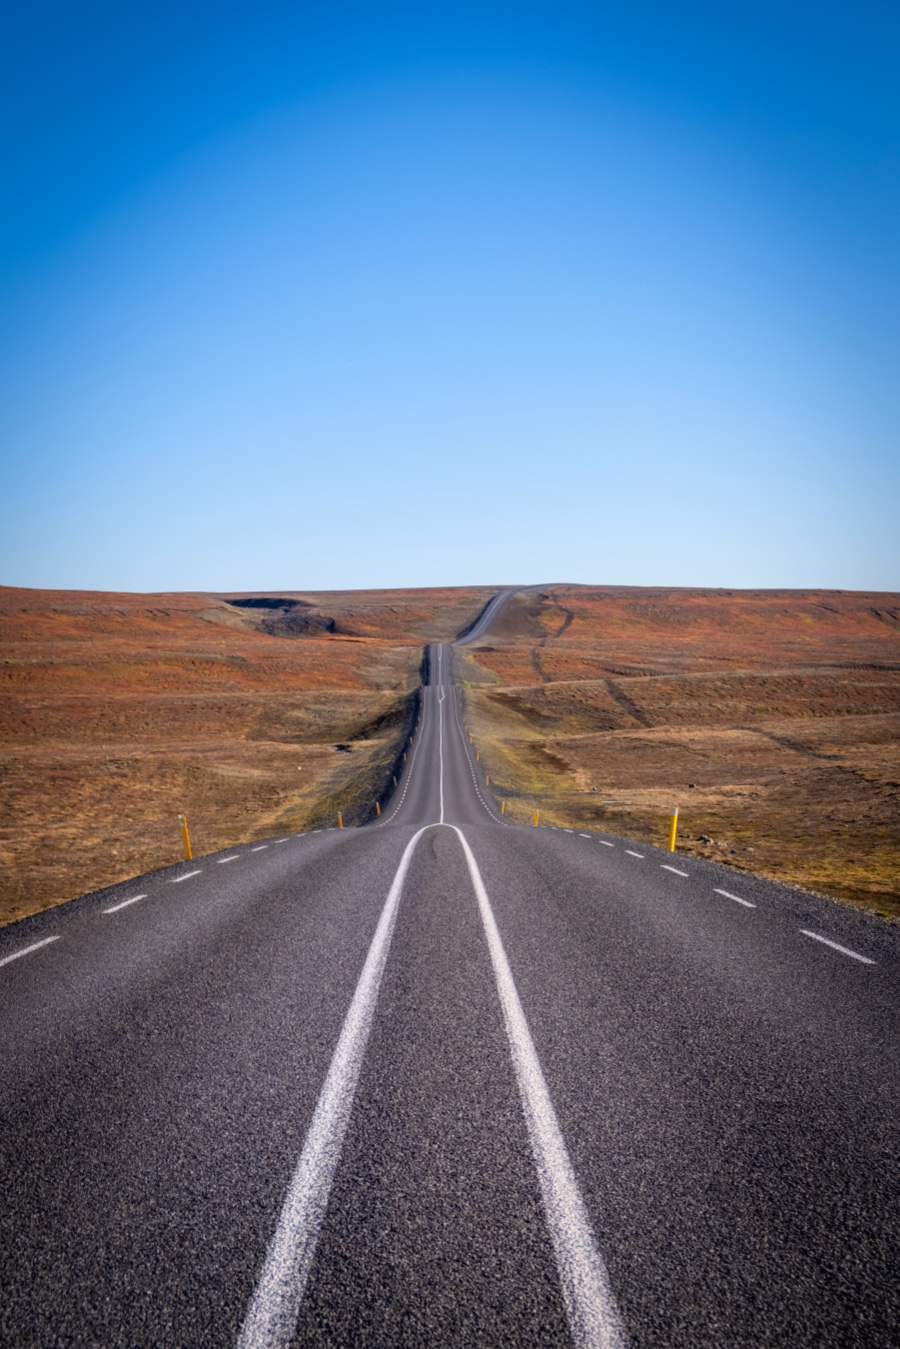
[1,613,898,1346]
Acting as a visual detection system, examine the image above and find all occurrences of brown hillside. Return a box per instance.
[0,585,494,925]
[459,587,900,917]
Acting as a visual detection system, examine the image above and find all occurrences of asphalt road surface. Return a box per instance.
[2,614,898,1347]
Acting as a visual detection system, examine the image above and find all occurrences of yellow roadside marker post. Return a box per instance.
[178,814,192,860]
[668,807,679,852]
[375,802,381,816]
[338,813,344,829]
[486,775,490,785]
[533,810,540,826]
[501,801,506,814]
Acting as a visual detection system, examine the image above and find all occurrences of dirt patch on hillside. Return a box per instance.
[459,587,900,918]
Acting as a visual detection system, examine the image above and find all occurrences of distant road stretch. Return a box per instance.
[2,594,898,1347]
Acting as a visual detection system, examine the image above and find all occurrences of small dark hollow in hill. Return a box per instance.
[263,610,336,637]
[227,597,306,610]
[226,597,337,637]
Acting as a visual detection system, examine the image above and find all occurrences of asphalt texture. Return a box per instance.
[1,621,898,1347]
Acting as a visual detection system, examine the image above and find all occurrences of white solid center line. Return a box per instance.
[800,930,874,965]
[713,888,756,909]
[169,869,201,883]
[251,845,268,851]
[238,825,432,1349]
[625,850,644,859]
[218,855,240,864]
[0,934,61,968]
[451,826,626,1349]
[661,865,688,877]
[104,894,147,913]
[438,682,445,824]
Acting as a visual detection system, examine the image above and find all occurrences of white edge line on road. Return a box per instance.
[218,856,240,864]
[380,661,431,824]
[451,825,627,1349]
[713,888,756,909]
[169,870,201,883]
[237,825,431,1349]
[625,851,643,859]
[800,929,874,965]
[104,894,147,913]
[0,934,61,968]
[450,673,503,825]
[661,865,688,877]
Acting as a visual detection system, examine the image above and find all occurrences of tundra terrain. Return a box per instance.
[4,582,898,925]
[458,587,900,917]
[0,585,494,924]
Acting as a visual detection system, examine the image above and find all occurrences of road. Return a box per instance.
[1,610,898,1346]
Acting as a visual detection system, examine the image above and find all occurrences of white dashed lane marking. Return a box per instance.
[104,894,147,913]
[169,870,202,883]
[625,850,644,859]
[0,935,60,968]
[661,865,688,877]
[251,845,268,852]
[714,888,756,909]
[800,930,874,965]
[218,856,240,864]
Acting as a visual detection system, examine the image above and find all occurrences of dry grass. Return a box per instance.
[7,581,898,925]
[459,587,900,918]
[0,584,495,925]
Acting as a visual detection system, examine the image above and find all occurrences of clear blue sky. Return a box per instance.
[1,1,897,592]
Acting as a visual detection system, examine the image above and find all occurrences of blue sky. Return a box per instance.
[1,1,898,592]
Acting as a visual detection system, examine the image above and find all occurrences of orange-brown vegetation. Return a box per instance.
[0,585,493,925]
[459,587,900,917]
